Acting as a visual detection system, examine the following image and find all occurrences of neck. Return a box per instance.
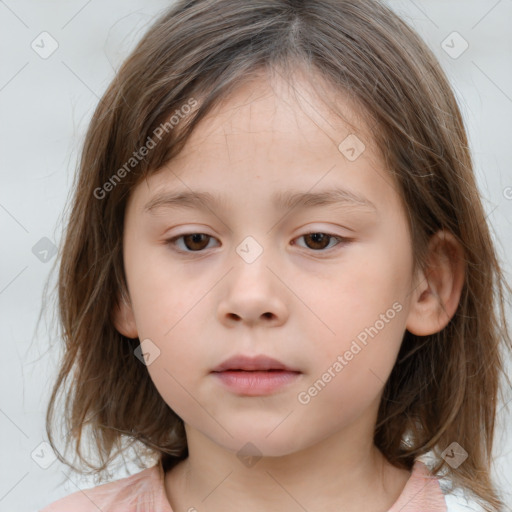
[164,417,411,512]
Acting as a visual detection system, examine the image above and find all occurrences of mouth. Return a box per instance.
[211,354,300,373]
[211,354,301,395]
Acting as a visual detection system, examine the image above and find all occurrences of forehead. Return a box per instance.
[128,69,397,216]
[179,68,377,158]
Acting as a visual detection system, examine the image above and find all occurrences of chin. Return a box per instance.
[209,424,311,459]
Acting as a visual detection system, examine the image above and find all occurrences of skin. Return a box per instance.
[114,68,465,512]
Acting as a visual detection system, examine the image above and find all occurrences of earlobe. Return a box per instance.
[406,230,465,336]
[112,292,139,339]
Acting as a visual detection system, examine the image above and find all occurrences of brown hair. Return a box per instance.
[43,0,511,509]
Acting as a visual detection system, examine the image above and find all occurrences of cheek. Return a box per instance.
[300,245,409,348]
[291,235,410,404]
[141,306,211,428]
[126,244,211,339]
[291,308,406,454]
[126,257,212,396]
[145,358,233,446]
[298,303,406,401]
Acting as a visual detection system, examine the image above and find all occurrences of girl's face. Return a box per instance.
[116,72,419,457]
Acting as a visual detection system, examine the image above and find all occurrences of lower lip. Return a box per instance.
[212,370,301,395]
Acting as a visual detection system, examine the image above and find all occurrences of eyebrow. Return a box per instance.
[143,187,377,214]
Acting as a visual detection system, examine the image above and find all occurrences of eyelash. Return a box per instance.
[164,232,351,255]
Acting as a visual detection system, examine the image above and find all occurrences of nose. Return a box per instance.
[217,257,289,328]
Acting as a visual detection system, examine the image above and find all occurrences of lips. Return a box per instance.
[211,354,302,396]
[211,354,300,373]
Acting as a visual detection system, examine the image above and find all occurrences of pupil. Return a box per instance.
[306,233,329,249]
[186,233,208,250]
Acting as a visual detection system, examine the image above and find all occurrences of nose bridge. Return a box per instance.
[217,233,288,326]
[235,234,267,266]
[231,233,276,294]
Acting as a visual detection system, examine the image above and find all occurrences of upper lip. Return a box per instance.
[211,354,300,372]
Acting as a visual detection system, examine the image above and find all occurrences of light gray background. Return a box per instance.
[0,1,511,511]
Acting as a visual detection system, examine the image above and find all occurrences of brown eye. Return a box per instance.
[303,233,331,250]
[182,233,211,251]
[166,231,348,255]
[166,233,217,252]
[293,232,348,252]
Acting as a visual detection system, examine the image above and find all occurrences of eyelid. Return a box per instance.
[164,230,352,255]
[165,232,220,254]
[292,232,350,249]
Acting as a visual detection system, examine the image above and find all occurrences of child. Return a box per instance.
[40,0,511,511]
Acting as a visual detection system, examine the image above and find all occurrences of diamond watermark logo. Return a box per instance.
[441,441,468,468]
[32,237,58,263]
[236,442,263,468]
[338,134,365,161]
[31,441,57,469]
[236,236,263,264]
[441,32,469,59]
[31,32,59,59]
[134,338,161,366]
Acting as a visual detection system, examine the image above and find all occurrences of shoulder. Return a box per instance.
[390,459,487,512]
[408,455,486,512]
[39,464,167,512]
[440,481,486,512]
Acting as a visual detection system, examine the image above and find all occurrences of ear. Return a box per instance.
[112,291,139,339]
[406,230,465,336]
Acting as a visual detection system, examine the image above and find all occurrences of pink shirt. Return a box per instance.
[39,460,452,511]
